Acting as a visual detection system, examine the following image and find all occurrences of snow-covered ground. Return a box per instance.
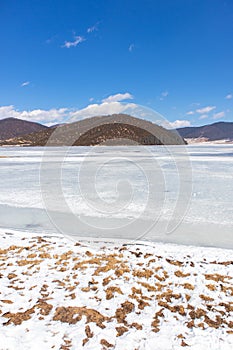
[185,138,233,144]
[0,229,233,350]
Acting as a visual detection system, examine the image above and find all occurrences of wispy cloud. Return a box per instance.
[159,91,169,101]
[21,81,30,87]
[168,120,191,129]
[0,105,70,125]
[62,35,85,48]
[102,92,133,103]
[45,35,58,45]
[213,111,225,120]
[186,111,194,115]
[196,106,216,114]
[87,23,99,33]
[225,93,232,100]
[199,114,208,120]
[128,43,135,52]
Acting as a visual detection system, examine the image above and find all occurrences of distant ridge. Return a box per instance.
[176,121,233,141]
[0,117,48,141]
[0,114,185,146]
[1,117,232,146]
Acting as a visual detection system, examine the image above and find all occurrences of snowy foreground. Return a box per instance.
[1,230,233,350]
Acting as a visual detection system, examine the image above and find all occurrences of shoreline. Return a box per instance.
[1,226,233,252]
[1,202,233,250]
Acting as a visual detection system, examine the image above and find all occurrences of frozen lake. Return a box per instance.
[0,145,232,248]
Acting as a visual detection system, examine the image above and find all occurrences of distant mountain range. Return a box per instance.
[0,115,185,146]
[0,117,232,146]
[0,117,48,141]
[177,121,233,142]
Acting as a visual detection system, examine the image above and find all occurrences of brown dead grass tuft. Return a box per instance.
[53,306,109,328]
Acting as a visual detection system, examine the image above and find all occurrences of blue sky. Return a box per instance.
[0,0,233,127]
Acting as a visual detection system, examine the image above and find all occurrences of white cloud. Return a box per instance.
[199,114,208,120]
[159,91,169,100]
[128,44,134,52]
[213,111,225,120]
[68,92,138,122]
[186,110,194,115]
[21,81,30,87]
[87,23,99,33]
[102,92,133,103]
[0,93,135,125]
[225,94,232,100]
[0,105,70,125]
[63,35,85,48]
[168,120,191,129]
[89,97,94,102]
[196,106,216,114]
[70,101,137,122]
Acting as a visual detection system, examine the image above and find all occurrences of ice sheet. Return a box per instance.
[0,145,232,248]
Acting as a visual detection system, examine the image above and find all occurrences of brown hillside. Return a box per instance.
[0,114,186,146]
[0,117,48,141]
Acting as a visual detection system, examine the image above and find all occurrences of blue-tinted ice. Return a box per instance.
[0,145,232,248]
